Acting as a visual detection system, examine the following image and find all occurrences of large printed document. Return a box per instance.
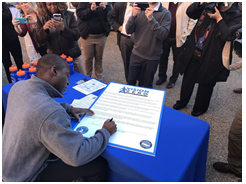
[74,82,166,156]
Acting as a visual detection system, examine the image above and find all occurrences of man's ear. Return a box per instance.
[51,66,57,76]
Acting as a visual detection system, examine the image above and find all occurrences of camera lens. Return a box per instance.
[204,3,217,13]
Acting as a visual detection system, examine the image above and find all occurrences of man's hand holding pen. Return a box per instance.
[103,118,117,135]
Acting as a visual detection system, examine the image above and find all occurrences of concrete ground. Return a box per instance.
[2,31,242,182]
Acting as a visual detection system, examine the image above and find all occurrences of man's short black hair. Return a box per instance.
[36,54,68,76]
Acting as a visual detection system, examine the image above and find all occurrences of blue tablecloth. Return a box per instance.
[2,72,210,182]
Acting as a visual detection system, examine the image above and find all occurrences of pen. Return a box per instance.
[109,118,113,122]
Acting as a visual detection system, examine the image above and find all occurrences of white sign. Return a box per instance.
[74,82,166,156]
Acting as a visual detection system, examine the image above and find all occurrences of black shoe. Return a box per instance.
[233,88,242,93]
[166,82,175,89]
[173,103,186,110]
[191,110,205,117]
[156,78,166,85]
[213,162,242,178]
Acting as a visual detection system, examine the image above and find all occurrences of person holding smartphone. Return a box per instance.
[12,2,42,64]
[76,2,111,81]
[126,2,171,88]
[34,2,86,75]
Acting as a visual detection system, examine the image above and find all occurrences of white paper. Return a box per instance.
[73,79,106,95]
[71,94,98,108]
[74,82,165,156]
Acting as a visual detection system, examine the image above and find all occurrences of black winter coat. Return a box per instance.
[179,3,241,84]
[2,2,19,44]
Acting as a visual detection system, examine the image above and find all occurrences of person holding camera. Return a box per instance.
[76,2,111,81]
[173,2,242,116]
[34,2,85,75]
[12,2,41,64]
[126,2,171,88]
[107,2,145,86]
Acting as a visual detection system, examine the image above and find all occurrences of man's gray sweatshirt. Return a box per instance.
[126,4,171,60]
[2,75,110,181]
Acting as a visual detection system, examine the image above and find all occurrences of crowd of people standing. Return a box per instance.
[3,2,242,115]
[2,2,242,182]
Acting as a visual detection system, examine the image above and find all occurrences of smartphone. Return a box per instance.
[16,17,29,24]
[53,13,61,21]
[137,3,149,11]
[96,2,100,6]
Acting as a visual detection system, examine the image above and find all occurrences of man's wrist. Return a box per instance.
[217,17,222,23]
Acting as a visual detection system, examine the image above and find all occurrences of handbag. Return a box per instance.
[68,41,81,59]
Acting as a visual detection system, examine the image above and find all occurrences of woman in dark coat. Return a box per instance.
[34,2,85,74]
[173,2,241,116]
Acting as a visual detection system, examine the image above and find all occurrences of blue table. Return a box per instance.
[2,72,210,182]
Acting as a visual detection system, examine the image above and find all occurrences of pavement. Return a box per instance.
[2,31,242,182]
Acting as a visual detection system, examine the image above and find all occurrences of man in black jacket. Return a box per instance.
[2,2,24,83]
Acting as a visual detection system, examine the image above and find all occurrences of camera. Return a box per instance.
[204,2,232,14]
[204,2,218,13]
[53,13,61,21]
[96,2,100,6]
[137,2,149,11]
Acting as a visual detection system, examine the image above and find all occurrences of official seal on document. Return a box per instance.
[140,140,152,149]
[76,126,89,134]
